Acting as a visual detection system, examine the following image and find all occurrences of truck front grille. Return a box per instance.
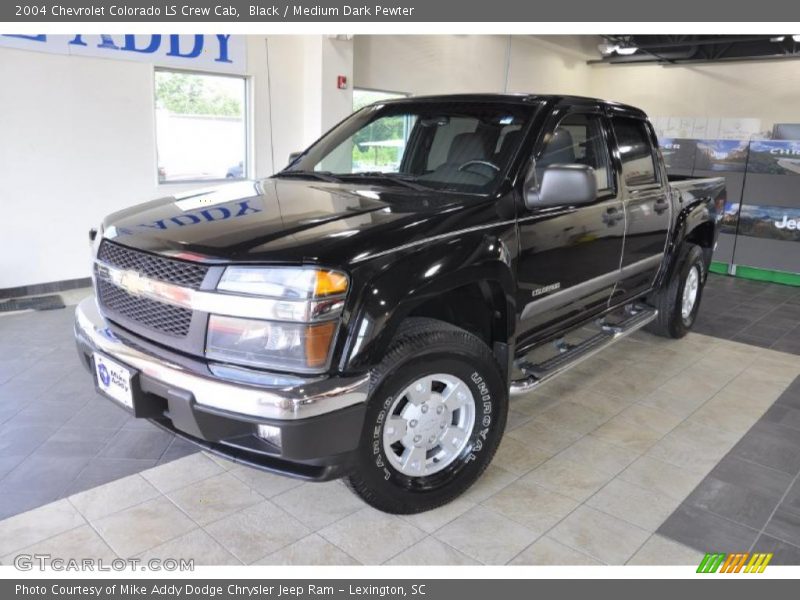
[98,240,209,289]
[96,278,193,338]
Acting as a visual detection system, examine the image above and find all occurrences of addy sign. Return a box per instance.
[0,34,245,74]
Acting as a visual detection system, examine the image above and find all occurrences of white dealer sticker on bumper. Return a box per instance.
[94,352,133,409]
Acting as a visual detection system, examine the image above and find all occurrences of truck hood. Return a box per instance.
[102,178,485,266]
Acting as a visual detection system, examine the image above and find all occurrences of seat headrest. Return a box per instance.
[447,132,489,163]
[496,129,523,164]
[538,128,576,168]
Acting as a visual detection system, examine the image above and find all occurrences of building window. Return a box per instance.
[155,69,247,183]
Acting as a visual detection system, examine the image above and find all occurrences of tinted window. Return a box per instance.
[537,113,612,191]
[613,117,658,186]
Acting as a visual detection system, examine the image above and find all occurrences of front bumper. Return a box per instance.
[74,296,368,480]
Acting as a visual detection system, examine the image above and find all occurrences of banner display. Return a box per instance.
[748,140,800,175]
[693,139,749,173]
[0,34,246,74]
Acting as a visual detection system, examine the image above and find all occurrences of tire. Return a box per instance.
[345,318,508,514]
[645,243,706,339]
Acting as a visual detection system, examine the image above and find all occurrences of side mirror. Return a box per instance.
[525,164,598,209]
[287,151,303,164]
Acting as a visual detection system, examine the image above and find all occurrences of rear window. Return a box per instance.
[613,117,658,186]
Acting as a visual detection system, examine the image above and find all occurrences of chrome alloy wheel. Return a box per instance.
[681,265,700,320]
[382,373,476,478]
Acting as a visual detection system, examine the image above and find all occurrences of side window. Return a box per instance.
[537,113,612,191]
[612,117,658,187]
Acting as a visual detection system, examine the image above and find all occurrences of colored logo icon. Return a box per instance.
[697,552,773,573]
[98,362,111,387]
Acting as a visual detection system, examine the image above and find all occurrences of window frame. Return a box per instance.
[610,115,663,190]
[533,108,618,198]
[153,67,251,186]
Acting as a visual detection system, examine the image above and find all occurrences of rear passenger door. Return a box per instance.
[609,115,672,303]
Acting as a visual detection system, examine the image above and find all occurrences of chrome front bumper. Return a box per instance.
[74,296,369,421]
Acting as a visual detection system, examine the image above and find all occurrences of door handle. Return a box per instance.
[654,197,669,215]
[602,207,623,226]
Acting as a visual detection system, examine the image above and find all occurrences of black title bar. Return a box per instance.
[2,0,800,22]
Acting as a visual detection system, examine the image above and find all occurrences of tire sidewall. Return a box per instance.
[671,246,705,336]
[356,337,506,512]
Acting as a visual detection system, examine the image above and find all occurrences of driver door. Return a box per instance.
[514,108,625,344]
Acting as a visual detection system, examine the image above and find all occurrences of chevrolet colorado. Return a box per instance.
[75,94,724,513]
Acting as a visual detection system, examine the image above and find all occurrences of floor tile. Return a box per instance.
[141,453,224,494]
[615,404,685,436]
[99,428,174,461]
[729,421,800,475]
[319,507,425,565]
[683,477,777,531]
[1,453,90,496]
[751,534,800,565]
[657,504,759,554]
[228,465,306,498]
[1,524,116,565]
[482,480,579,534]
[492,436,550,475]
[166,472,263,526]
[400,497,475,534]
[534,401,611,435]
[627,534,705,566]
[509,535,602,565]
[63,458,158,496]
[69,474,160,522]
[204,500,311,563]
[0,498,85,556]
[521,456,613,502]
[93,496,195,557]
[386,536,478,565]
[548,505,649,564]
[257,533,359,566]
[272,481,365,530]
[506,419,583,454]
[764,507,800,548]
[435,505,539,565]
[591,416,663,453]
[558,435,637,476]
[138,528,241,565]
[587,478,680,531]
[460,464,517,503]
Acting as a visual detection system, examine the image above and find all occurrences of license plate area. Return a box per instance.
[93,352,136,411]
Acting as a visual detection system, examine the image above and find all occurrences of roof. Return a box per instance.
[380,93,648,118]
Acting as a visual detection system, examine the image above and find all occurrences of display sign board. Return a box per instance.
[747,140,800,175]
[659,138,697,173]
[694,139,749,172]
[0,34,246,74]
[726,203,800,242]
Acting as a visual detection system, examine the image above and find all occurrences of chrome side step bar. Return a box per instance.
[509,306,657,396]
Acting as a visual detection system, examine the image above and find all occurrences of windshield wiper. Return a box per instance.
[274,170,342,183]
[341,172,430,191]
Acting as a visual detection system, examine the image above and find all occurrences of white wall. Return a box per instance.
[353,35,594,97]
[588,59,800,133]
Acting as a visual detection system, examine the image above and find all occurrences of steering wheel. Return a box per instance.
[457,160,500,178]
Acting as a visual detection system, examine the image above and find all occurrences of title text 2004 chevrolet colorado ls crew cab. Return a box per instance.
[75,95,724,513]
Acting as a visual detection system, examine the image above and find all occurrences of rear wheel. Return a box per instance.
[646,243,706,338]
[346,318,507,514]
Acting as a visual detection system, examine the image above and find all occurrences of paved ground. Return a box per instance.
[0,275,798,565]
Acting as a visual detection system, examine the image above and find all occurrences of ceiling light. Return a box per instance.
[597,42,617,55]
[793,35,800,42]
[616,46,638,55]
[770,36,786,42]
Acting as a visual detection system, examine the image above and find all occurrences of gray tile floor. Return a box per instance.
[0,303,196,519]
[695,275,800,354]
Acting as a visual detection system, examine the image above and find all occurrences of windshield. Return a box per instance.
[279,101,535,194]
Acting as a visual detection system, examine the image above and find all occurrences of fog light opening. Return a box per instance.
[256,424,282,448]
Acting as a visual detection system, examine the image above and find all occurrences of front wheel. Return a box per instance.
[346,318,508,514]
[646,243,706,339]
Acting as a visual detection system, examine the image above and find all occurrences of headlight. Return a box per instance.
[208,267,348,372]
[218,267,347,299]
[206,316,337,372]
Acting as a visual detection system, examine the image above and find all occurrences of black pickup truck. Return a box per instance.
[75,94,724,513]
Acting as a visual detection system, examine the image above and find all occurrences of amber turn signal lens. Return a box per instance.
[314,270,348,297]
[305,321,337,368]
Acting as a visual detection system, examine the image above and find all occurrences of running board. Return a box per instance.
[509,306,657,396]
